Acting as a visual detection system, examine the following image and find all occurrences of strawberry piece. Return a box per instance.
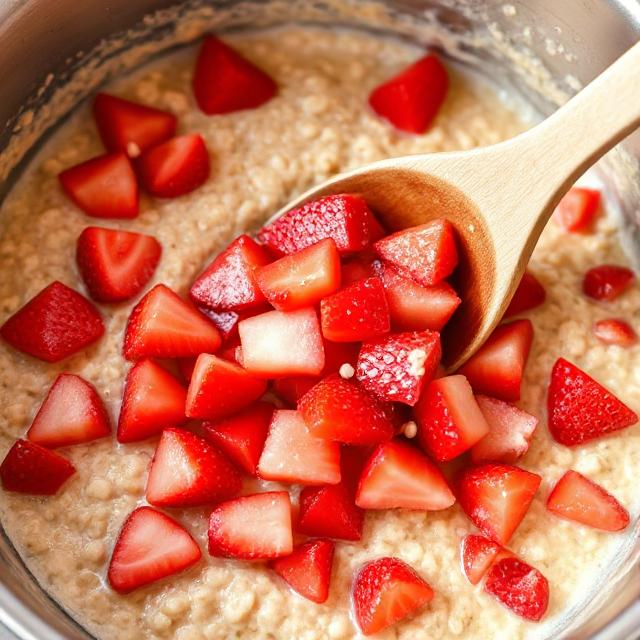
[553,187,600,233]
[124,284,221,360]
[1,281,104,362]
[193,35,277,115]
[27,374,110,448]
[460,534,504,586]
[76,226,162,303]
[137,134,210,198]
[484,557,549,622]
[93,93,177,156]
[415,375,490,462]
[458,319,533,402]
[273,377,318,405]
[352,557,434,636]
[322,339,361,375]
[356,330,441,405]
[190,235,272,311]
[593,318,637,347]
[0,440,75,495]
[356,439,454,510]
[298,375,395,445]
[208,491,292,559]
[546,470,629,531]
[374,220,458,287]
[146,428,241,507]
[257,194,383,257]
[117,359,187,443]
[107,506,201,593]
[547,358,637,446]
[58,152,138,218]
[504,271,546,318]
[271,539,334,604]
[583,264,635,301]
[320,277,390,342]
[186,353,267,420]
[456,463,541,545]
[341,254,381,285]
[258,410,341,485]
[470,395,538,464]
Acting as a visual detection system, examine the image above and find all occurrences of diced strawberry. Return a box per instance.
[546,470,629,531]
[356,330,441,405]
[257,194,383,257]
[202,401,274,475]
[124,284,221,360]
[193,35,277,115]
[583,264,635,301]
[0,440,75,495]
[321,277,390,342]
[271,539,334,604]
[1,281,104,362]
[547,358,637,446]
[458,319,533,402]
[27,374,110,448]
[107,506,201,593]
[356,439,454,510]
[504,271,546,319]
[76,226,162,303]
[146,428,241,507]
[456,463,541,545]
[341,254,381,285]
[470,396,538,464]
[190,235,272,311]
[352,557,434,636]
[553,187,601,233]
[137,134,210,198]
[117,359,187,443]
[460,534,504,586]
[484,557,549,622]
[208,491,292,559]
[219,336,244,366]
[92,93,177,156]
[374,220,458,287]
[298,375,395,445]
[258,410,341,485]
[593,318,637,347]
[185,353,267,420]
[415,375,490,462]
[273,377,319,405]
[322,339,361,376]
[58,152,138,218]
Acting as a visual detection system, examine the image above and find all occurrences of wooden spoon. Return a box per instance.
[269,41,640,370]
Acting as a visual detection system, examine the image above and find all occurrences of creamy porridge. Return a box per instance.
[0,26,638,640]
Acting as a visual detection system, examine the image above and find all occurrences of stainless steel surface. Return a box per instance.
[0,1,639,639]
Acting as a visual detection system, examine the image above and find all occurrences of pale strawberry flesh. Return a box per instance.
[593,318,637,347]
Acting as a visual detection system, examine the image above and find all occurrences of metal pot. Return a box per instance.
[0,1,638,638]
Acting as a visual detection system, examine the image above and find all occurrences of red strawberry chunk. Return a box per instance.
[460,534,504,586]
[193,35,277,115]
[298,375,395,445]
[374,219,458,287]
[117,359,187,443]
[208,491,292,559]
[553,187,600,233]
[92,93,177,156]
[0,440,75,495]
[470,395,538,464]
[124,284,221,360]
[1,281,104,363]
[146,428,241,507]
[356,439,454,510]
[456,463,541,545]
[583,264,635,301]
[504,271,546,319]
[27,374,110,448]
[341,254,381,285]
[415,375,490,462]
[547,358,637,446]
[458,319,533,402]
[76,226,162,303]
[273,377,318,405]
[369,53,448,133]
[546,470,629,531]
[186,353,267,420]
[107,506,201,593]
[593,318,637,347]
[322,339,361,376]
[352,557,434,636]
[320,277,390,342]
[356,330,441,405]
[271,539,335,604]
[484,557,549,622]
[58,152,139,218]
[257,194,383,257]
